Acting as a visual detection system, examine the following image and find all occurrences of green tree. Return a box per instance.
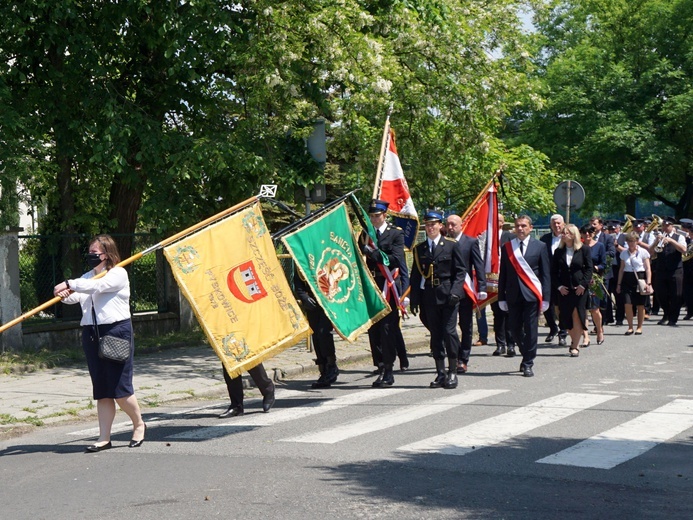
[1,0,555,258]
[520,0,693,218]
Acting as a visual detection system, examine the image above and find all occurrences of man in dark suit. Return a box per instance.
[491,214,516,356]
[294,273,338,388]
[410,210,467,389]
[539,214,567,346]
[608,220,627,326]
[498,215,551,377]
[446,214,487,374]
[360,199,407,387]
[591,217,616,325]
[653,216,687,326]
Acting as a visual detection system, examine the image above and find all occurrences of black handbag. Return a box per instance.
[91,303,131,363]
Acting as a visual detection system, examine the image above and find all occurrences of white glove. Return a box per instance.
[478,292,488,301]
[541,300,550,313]
[498,301,508,312]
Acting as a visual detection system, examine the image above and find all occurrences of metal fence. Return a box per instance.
[18,233,167,324]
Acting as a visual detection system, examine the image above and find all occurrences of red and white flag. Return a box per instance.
[460,181,500,308]
[375,129,419,250]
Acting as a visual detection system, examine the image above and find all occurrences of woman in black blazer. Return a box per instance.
[551,224,594,356]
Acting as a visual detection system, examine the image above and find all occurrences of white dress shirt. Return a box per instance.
[63,266,131,325]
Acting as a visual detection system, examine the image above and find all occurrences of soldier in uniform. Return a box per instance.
[445,214,487,374]
[652,216,687,326]
[360,199,407,387]
[294,273,339,388]
[410,210,467,389]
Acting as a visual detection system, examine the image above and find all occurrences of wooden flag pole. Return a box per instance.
[0,195,258,334]
[371,108,393,201]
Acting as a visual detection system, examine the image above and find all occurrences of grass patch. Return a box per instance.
[0,348,84,374]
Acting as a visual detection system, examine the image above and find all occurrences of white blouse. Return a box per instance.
[620,247,650,273]
[62,266,131,325]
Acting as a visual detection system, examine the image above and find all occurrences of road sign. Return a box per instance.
[553,180,585,223]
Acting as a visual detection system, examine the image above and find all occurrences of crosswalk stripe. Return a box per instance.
[166,388,412,439]
[536,398,693,469]
[280,389,508,444]
[397,392,617,455]
[67,389,308,437]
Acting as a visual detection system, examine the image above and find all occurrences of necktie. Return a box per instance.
[429,240,434,254]
[376,229,381,242]
[519,240,524,256]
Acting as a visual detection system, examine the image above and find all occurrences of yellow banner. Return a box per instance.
[164,201,310,378]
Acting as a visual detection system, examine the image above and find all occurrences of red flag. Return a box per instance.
[460,182,499,308]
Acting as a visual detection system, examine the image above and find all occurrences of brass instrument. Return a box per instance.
[654,234,666,253]
[645,214,662,234]
[683,241,693,262]
[622,214,636,234]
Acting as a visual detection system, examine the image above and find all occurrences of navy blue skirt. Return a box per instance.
[82,319,135,400]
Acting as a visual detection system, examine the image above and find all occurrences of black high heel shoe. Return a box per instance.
[129,423,147,448]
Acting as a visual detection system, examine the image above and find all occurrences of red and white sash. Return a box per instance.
[463,273,478,305]
[504,240,543,309]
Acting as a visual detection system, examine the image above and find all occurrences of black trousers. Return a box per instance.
[305,306,336,365]
[609,263,625,323]
[458,298,474,364]
[368,293,400,367]
[420,289,460,361]
[491,301,514,348]
[653,268,684,323]
[223,363,274,410]
[508,299,539,368]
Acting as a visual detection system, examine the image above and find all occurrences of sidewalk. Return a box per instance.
[0,318,431,433]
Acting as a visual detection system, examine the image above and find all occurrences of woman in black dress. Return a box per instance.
[54,235,145,452]
[552,224,593,357]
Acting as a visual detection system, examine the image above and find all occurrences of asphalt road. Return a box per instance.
[2,320,692,519]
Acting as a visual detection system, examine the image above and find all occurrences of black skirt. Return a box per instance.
[82,319,135,400]
[622,270,647,307]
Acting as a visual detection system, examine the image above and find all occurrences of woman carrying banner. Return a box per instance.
[53,234,146,452]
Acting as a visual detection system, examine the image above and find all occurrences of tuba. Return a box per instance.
[622,214,636,234]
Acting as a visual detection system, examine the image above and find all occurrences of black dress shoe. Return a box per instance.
[657,319,668,325]
[684,314,692,321]
[492,346,505,356]
[668,322,679,327]
[444,372,458,389]
[262,391,276,412]
[522,366,534,378]
[429,373,446,388]
[129,423,147,448]
[85,441,112,453]
[505,347,516,357]
[218,405,244,418]
[544,333,556,343]
[558,336,567,347]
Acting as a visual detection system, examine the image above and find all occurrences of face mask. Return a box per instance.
[86,253,103,269]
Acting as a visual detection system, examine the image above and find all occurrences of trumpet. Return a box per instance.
[654,233,666,253]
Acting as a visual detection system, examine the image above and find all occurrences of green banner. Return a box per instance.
[282,202,390,342]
